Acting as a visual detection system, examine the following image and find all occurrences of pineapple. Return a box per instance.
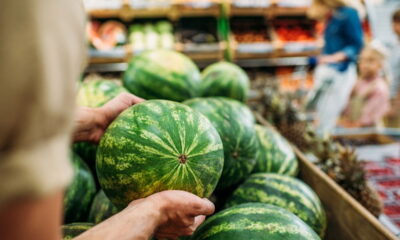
[359,183,383,218]
[315,143,383,217]
[252,86,383,217]
[337,147,383,217]
[276,100,311,151]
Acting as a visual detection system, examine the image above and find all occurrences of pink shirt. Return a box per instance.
[346,76,390,127]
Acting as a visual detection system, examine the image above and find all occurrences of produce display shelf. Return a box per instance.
[235,56,309,67]
[256,114,398,240]
[273,7,308,17]
[235,50,318,59]
[333,128,400,141]
[87,4,309,20]
[88,7,172,20]
[88,52,316,72]
[85,63,128,73]
[230,6,273,17]
[88,48,317,65]
[177,4,221,18]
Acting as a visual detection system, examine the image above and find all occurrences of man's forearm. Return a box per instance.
[75,200,162,240]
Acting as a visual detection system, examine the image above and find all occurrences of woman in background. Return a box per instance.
[342,43,391,128]
[307,0,364,134]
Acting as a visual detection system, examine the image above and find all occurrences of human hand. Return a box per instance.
[318,52,347,64]
[74,191,214,240]
[143,190,215,239]
[73,92,144,143]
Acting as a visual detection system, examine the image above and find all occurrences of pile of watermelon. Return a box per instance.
[63,50,326,240]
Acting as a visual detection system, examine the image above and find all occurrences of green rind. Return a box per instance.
[200,62,249,102]
[191,203,320,240]
[88,190,119,224]
[74,78,127,175]
[62,223,94,240]
[184,97,257,190]
[97,100,224,209]
[253,125,299,176]
[64,153,97,223]
[123,50,201,101]
[77,78,128,108]
[225,173,327,238]
[73,142,97,177]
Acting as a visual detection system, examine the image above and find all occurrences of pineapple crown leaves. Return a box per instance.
[337,146,367,191]
[314,139,368,191]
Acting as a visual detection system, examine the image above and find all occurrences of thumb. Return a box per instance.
[193,215,206,229]
[191,198,215,216]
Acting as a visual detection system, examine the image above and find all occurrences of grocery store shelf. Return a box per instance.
[86,54,311,73]
[273,7,308,17]
[87,3,310,20]
[235,56,309,67]
[230,7,272,17]
[85,63,128,73]
[88,7,171,20]
[235,49,318,59]
[178,4,220,18]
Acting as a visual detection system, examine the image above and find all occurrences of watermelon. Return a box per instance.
[225,173,327,238]
[62,223,94,240]
[88,190,119,224]
[123,50,201,101]
[64,153,97,223]
[253,125,298,176]
[74,78,128,180]
[184,97,258,190]
[72,142,97,177]
[76,78,128,108]
[200,62,250,102]
[97,100,224,209]
[191,203,320,240]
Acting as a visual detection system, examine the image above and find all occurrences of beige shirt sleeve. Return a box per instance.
[0,0,87,206]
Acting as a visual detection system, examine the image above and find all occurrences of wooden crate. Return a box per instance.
[296,149,397,240]
[256,115,398,240]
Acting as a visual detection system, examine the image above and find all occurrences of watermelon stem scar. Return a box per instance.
[232,152,239,158]
[179,155,188,164]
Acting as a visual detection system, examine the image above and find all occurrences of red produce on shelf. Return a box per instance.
[377,178,400,188]
[274,19,316,42]
[88,20,127,51]
[384,205,400,218]
[386,158,400,166]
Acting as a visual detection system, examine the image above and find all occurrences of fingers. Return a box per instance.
[118,92,145,105]
[99,92,145,125]
[127,93,145,105]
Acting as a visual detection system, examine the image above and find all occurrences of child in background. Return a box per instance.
[343,43,391,128]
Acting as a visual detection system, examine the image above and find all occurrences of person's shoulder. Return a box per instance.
[337,6,358,18]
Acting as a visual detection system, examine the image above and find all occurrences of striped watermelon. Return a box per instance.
[64,153,97,223]
[123,50,201,101]
[191,203,320,240]
[62,223,94,240]
[74,78,128,177]
[253,125,298,176]
[200,62,249,102]
[184,97,258,190]
[225,173,327,238]
[77,78,128,108]
[97,100,224,209]
[88,190,119,224]
[72,142,97,179]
